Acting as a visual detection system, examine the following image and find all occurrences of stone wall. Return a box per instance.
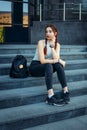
[30,21,87,45]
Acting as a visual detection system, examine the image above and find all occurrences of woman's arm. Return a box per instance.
[51,43,60,60]
[38,40,54,64]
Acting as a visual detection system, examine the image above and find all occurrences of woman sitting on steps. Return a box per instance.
[29,24,70,106]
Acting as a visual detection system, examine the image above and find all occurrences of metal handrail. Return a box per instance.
[39,2,87,21]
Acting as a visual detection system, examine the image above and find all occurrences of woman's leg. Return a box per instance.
[30,61,54,94]
[29,61,46,77]
[53,62,67,89]
[29,61,64,106]
[53,62,70,103]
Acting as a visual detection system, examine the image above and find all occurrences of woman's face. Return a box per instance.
[45,27,55,40]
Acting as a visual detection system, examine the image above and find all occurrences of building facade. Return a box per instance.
[0,0,87,44]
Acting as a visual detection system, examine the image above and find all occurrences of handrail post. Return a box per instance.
[63,2,66,21]
[40,3,42,22]
[79,3,82,21]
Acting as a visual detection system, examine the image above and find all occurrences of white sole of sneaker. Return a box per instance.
[46,101,65,106]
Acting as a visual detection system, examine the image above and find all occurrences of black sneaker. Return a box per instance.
[63,92,70,104]
[46,95,65,106]
[54,92,63,100]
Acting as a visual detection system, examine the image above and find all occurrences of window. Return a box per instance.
[0,1,11,12]
[0,1,12,27]
[23,0,28,27]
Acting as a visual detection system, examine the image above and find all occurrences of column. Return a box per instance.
[12,0,23,27]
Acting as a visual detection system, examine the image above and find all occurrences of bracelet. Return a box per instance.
[50,45,55,48]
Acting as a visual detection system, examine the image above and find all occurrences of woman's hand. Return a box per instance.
[59,59,66,67]
[53,59,58,64]
[49,38,55,48]
[50,43,60,60]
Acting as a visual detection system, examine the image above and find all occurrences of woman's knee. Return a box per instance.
[55,62,63,69]
[45,63,53,73]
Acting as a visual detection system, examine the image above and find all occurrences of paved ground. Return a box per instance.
[24,115,87,130]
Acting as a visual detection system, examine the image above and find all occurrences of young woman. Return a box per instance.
[29,24,70,106]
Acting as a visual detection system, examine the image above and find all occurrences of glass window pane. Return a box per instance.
[0,1,12,27]
[23,0,28,2]
[23,2,28,27]
[0,1,11,12]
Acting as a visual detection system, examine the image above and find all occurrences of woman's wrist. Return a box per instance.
[50,45,55,48]
[52,59,54,64]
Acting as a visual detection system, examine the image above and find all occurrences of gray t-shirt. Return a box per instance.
[33,42,52,61]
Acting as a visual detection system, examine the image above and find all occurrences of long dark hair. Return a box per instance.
[44,24,58,55]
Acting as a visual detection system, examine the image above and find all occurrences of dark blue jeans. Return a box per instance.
[29,61,67,90]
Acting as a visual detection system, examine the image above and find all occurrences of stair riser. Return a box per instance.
[0,63,87,75]
[0,107,87,130]
[65,63,87,70]
[0,88,87,109]
[0,74,87,90]
[0,48,86,54]
[0,54,87,64]
[0,49,35,54]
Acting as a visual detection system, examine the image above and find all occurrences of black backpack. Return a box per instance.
[10,55,29,78]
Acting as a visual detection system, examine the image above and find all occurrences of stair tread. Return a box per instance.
[24,115,87,130]
[0,80,87,100]
[0,68,87,82]
[0,59,87,68]
[0,45,86,49]
[0,45,36,49]
[0,94,87,124]
[0,52,87,57]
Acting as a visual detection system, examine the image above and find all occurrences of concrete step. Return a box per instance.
[0,95,87,130]
[0,52,87,64]
[0,80,87,109]
[0,45,86,54]
[0,68,87,90]
[0,45,36,54]
[0,59,87,75]
[23,115,87,130]
[0,45,86,130]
